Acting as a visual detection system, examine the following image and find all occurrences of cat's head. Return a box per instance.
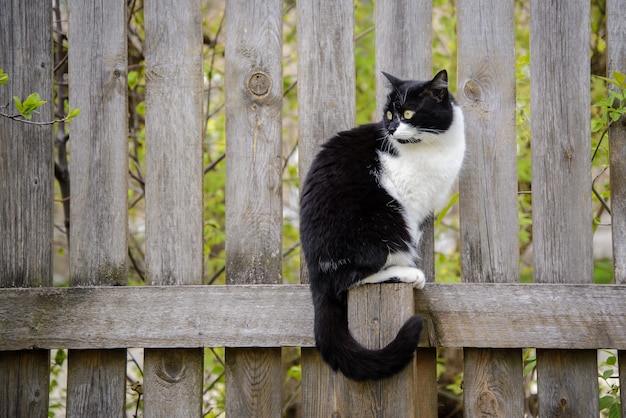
[381,70,456,145]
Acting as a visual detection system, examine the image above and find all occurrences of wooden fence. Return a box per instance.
[1,0,626,417]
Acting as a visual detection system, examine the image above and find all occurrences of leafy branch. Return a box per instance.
[591,71,626,218]
[0,69,80,125]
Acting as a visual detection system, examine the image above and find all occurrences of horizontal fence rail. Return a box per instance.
[2,283,626,350]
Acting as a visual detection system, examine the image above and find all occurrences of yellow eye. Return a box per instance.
[386,111,393,120]
[403,110,415,119]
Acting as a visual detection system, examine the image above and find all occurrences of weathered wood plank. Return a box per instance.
[2,284,626,350]
[66,1,128,416]
[224,0,283,415]
[347,284,417,417]
[457,1,524,416]
[374,2,435,416]
[607,1,626,414]
[530,1,598,415]
[608,0,626,285]
[0,0,53,415]
[143,0,204,415]
[297,0,355,415]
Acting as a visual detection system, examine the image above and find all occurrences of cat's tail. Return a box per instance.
[313,292,422,381]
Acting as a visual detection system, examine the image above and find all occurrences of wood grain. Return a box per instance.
[2,283,626,350]
[607,1,626,415]
[296,0,355,415]
[0,0,53,415]
[457,1,524,416]
[530,1,599,415]
[347,284,417,417]
[375,0,432,112]
[607,0,626,283]
[224,0,283,416]
[143,0,205,415]
[374,2,435,416]
[66,1,128,415]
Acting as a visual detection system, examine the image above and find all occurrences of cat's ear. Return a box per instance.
[382,72,402,87]
[430,69,449,101]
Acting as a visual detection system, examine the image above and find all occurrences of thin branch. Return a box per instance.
[0,110,75,126]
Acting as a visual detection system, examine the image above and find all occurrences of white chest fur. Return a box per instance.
[378,105,465,246]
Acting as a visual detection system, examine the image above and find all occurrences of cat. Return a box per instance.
[299,69,465,381]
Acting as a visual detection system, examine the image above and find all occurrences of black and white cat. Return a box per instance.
[300,70,465,381]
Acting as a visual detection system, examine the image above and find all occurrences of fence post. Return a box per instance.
[143,0,205,416]
[607,0,626,415]
[346,284,418,416]
[65,1,128,415]
[224,0,283,416]
[0,1,53,416]
[530,1,599,415]
[456,1,524,416]
[375,1,437,416]
[297,0,355,415]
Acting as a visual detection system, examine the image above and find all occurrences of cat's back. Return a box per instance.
[301,123,383,195]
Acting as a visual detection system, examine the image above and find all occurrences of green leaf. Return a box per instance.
[435,193,459,228]
[54,349,67,366]
[599,395,614,410]
[128,70,139,89]
[609,402,621,418]
[13,92,46,119]
[606,354,617,366]
[287,364,301,381]
[0,69,8,85]
[67,108,81,119]
[523,359,536,376]
[613,71,625,88]
[601,369,614,380]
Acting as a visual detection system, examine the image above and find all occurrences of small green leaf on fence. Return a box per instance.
[67,108,81,120]
[599,395,614,410]
[613,71,625,88]
[609,402,621,418]
[605,354,617,366]
[601,369,614,380]
[0,69,8,85]
[436,193,459,228]
[13,92,47,119]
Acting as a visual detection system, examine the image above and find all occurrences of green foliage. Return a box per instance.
[13,92,46,119]
[0,69,8,85]
[593,71,626,135]
[0,68,80,124]
[598,350,621,418]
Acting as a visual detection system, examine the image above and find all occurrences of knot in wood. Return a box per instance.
[463,79,482,102]
[248,72,271,97]
[477,390,499,416]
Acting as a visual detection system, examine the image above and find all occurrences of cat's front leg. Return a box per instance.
[357,266,426,289]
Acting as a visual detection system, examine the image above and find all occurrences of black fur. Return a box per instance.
[300,71,458,381]
[300,124,422,381]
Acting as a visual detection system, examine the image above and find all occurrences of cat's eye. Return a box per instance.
[386,111,393,121]
[403,110,415,119]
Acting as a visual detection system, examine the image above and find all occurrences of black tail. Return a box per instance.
[314,292,423,381]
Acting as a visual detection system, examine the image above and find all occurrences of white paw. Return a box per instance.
[359,266,426,289]
[395,267,426,289]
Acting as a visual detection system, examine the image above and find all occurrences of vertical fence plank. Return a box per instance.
[347,284,418,417]
[224,0,283,416]
[0,1,52,415]
[607,0,626,414]
[65,1,128,415]
[457,1,524,416]
[143,0,204,416]
[530,1,599,416]
[607,0,626,283]
[374,1,436,416]
[297,0,355,415]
